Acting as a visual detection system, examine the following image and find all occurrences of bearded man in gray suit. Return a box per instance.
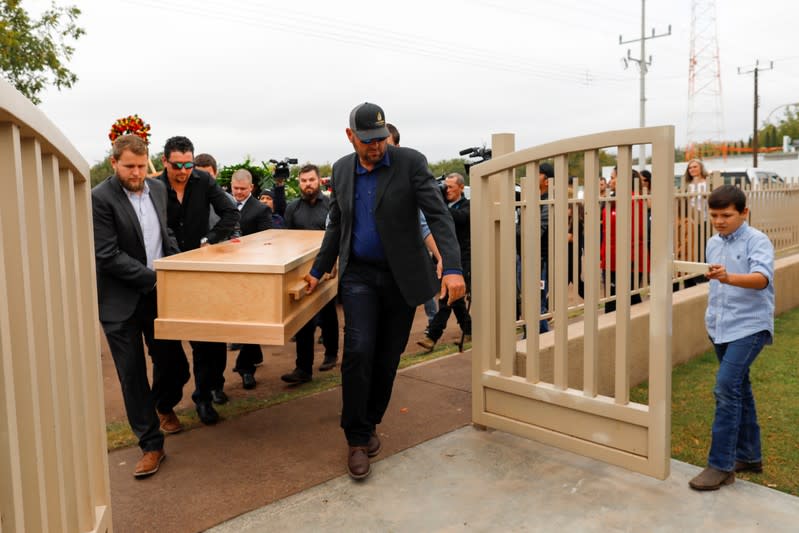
[92,134,187,478]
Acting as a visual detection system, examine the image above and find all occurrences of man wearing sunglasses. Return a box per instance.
[304,102,465,480]
[157,136,239,425]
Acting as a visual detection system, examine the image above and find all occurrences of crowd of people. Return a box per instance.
[94,104,773,490]
[93,102,466,480]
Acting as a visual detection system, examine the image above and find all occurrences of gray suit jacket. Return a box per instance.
[92,176,179,323]
[312,145,461,307]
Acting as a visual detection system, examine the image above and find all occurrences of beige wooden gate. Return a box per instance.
[471,127,675,479]
[1,80,111,531]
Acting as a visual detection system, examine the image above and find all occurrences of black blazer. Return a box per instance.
[448,196,471,264]
[238,195,272,236]
[92,176,179,323]
[312,145,461,307]
[157,169,239,250]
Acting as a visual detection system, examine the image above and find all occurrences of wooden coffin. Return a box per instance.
[154,229,336,345]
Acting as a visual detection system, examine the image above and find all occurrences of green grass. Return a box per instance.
[106,341,468,451]
[631,306,799,496]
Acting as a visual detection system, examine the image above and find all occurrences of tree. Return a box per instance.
[216,158,301,200]
[430,158,469,180]
[760,106,799,147]
[90,150,164,187]
[0,0,84,104]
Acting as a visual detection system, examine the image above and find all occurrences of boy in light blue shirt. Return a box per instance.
[689,185,775,491]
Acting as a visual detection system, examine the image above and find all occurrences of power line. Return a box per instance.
[123,0,633,88]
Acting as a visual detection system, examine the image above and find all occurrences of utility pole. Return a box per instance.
[738,60,774,168]
[620,0,671,170]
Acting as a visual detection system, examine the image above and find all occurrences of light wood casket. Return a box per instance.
[154,229,336,345]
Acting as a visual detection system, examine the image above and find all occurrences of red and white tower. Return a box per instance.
[686,0,724,158]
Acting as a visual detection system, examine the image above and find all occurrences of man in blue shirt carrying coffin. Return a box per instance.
[304,102,465,480]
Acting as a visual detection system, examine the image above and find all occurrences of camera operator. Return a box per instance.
[269,158,297,217]
[418,172,471,351]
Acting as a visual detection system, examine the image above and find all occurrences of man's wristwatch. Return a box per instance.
[200,237,209,246]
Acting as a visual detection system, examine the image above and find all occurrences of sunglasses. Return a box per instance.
[168,161,194,170]
[359,136,388,145]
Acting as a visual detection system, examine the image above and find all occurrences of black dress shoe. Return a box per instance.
[242,372,256,390]
[318,356,338,371]
[280,368,311,385]
[196,401,219,425]
[211,389,228,405]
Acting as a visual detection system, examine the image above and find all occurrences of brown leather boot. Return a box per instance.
[347,446,371,480]
[688,467,734,490]
[734,460,763,473]
[367,432,382,458]
[158,411,183,434]
[134,450,165,478]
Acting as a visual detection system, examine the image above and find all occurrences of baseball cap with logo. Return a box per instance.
[349,102,390,142]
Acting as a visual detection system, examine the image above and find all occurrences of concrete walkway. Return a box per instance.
[107,343,799,532]
[209,426,799,532]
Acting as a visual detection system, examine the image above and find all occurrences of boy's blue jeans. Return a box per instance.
[708,330,770,472]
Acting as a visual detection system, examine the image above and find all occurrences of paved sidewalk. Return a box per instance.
[108,344,799,533]
[108,350,472,533]
[105,304,799,533]
[209,426,799,532]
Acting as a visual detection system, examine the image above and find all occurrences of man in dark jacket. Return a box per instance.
[304,102,465,480]
[92,134,186,477]
[280,164,340,385]
[157,136,239,425]
[418,172,471,350]
[228,169,272,389]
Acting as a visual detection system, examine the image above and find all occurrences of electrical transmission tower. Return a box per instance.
[686,0,724,159]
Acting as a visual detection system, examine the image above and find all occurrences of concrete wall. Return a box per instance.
[516,253,799,395]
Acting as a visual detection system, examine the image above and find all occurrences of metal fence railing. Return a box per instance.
[0,80,110,532]
[471,127,674,479]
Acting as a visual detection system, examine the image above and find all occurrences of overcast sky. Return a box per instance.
[30,0,799,169]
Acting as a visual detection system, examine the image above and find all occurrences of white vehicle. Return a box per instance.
[719,168,785,189]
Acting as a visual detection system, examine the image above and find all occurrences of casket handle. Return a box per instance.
[288,272,333,301]
[288,280,309,301]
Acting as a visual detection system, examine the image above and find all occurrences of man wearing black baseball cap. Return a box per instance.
[305,102,465,480]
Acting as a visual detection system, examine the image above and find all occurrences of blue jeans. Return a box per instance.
[423,297,437,326]
[339,261,417,446]
[708,330,770,472]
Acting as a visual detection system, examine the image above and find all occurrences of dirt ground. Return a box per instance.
[101,303,470,424]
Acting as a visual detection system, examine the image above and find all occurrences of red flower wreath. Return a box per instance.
[108,115,151,145]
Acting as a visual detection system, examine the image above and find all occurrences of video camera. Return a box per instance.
[269,157,298,180]
[459,146,492,176]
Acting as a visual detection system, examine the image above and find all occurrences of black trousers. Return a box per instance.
[339,261,416,446]
[427,297,471,341]
[427,267,471,341]
[234,344,263,375]
[102,291,189,451]
[603,271,643,314]
[294,299,339,375]
[187,340,227,403]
